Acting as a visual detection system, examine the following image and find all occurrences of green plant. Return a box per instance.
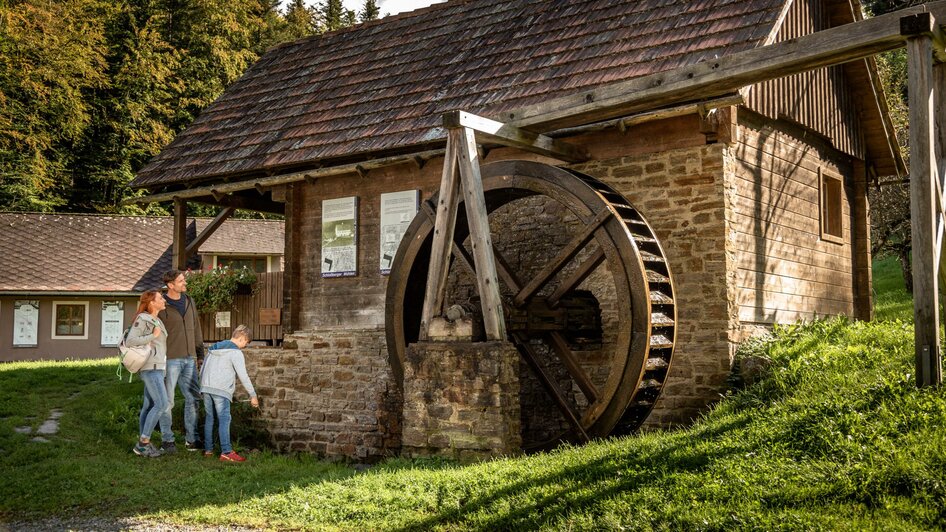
[186,267,257,313]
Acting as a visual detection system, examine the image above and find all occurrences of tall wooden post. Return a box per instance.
[172,198,188,271]
[455,127,506,341]
[903,14,943,387]
[420,126,506,341]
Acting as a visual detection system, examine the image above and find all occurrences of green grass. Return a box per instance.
[1,259,944,530]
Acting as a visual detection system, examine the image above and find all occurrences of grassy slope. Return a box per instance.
[1,258,944,530]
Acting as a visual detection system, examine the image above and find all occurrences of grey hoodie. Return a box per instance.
[199,341,256,401]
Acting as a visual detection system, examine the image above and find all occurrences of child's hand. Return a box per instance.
[152,327,161,338]
[250,397,259,408]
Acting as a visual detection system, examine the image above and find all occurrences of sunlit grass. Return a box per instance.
[0,258,942,530]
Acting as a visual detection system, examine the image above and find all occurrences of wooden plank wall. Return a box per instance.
[199,272,284,344]
[733,112,855,324]
[746,0,864,161]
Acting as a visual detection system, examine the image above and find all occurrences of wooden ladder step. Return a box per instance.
[650,335,673,349]
[651,312,674,326]
[638,378,662,390]
[640,251,665,263]
[646,271,670,283]
[645,357,669,371]
[650,291,673,304]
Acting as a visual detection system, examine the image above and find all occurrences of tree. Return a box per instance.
[0,0,109,212]
[319,0,345,32]
[359,0,379,23]
[284,0,321,40]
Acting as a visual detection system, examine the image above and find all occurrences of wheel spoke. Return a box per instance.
[512,333,590,442]
[547,247,605,309]
[546,331,599,403]
[513,208,612,307]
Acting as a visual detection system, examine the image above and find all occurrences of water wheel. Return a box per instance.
[385,160,676,448]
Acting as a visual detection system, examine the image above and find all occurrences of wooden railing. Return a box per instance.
[199,272,283,344]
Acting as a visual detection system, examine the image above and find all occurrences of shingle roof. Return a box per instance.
[0,213,284,293]
[131,0,786,189]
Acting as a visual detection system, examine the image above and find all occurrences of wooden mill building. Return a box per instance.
[130,0,904,460]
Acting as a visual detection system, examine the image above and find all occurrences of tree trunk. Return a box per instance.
[898,248,914,293]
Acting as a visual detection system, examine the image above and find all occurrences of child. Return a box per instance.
[199,324,258,462]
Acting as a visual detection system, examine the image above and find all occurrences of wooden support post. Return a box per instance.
[851,160,873,321]
[420,132,461,340]
[455,127,506,341]
[904,16,942,387]
[172,198,188,270]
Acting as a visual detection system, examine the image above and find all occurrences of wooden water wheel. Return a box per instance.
[385,160,676,447]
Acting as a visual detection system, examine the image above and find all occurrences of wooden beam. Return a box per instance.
[906,26,943,387]
[172,198,187,270]
[443,110,590,163]
[191,193,285,215]
[455,126,506,341]
[504,2,946,131]
[420,133,461,340]
[901,12,946,62]
[184,206,236,258]
[126,149,445,205]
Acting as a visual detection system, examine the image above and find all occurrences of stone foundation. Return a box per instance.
[402,341,521,461]
[243,328,400,461]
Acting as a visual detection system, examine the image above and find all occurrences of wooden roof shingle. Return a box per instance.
[131,0,787,188]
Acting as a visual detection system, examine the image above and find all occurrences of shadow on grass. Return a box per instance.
[392,414,754,531]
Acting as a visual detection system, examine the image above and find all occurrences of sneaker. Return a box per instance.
[160,441,177,454]
[203,450,214,457]
[133,442,163,458]
[185,440,202,452]
[219,451,246,462]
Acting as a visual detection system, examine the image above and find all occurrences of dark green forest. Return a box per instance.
[0,0,378,215]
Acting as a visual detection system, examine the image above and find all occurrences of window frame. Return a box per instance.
[819,167,845,245]
[215,255,269,273]
[51,301,89,340]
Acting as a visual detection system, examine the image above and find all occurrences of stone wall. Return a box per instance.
[574,143,740,426]
[402,341,521,461]
[244,329,400,461]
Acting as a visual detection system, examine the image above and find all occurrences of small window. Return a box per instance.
[51,301,89,340]
[819,168,844,244]
[217,256,268,273]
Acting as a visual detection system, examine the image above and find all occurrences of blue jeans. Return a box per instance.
[138,369,170,440]
[163,357,200,443]
[203,393,232,454]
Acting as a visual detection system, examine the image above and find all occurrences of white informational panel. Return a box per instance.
[100,301,124,346]
[380,190,420,274]
[215,311,231,329]
[321,196,358,277]
[13,300,39,347]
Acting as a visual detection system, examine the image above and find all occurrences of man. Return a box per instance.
[158,269,204,452]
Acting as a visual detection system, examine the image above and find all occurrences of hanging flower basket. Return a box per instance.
[186,267,258,313]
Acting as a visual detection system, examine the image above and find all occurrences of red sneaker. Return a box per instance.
[219,451,246,462]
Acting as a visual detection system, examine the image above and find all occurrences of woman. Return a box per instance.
[126,289,168,457]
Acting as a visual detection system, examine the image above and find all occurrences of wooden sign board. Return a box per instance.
[259,308,281,326]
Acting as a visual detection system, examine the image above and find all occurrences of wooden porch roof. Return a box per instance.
[131,0,791,189]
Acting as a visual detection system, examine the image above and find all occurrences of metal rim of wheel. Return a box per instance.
[385,160,676,447]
